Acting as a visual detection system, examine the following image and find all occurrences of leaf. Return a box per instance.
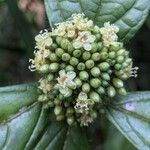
[44,0,150,42]
[106,92,150,150]
[0,83,90,150]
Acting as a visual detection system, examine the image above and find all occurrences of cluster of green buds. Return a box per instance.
[29,13,138,126]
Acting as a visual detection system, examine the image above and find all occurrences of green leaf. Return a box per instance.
[106,92,150,150]
[0,83,90,150]
[44,0,150,42]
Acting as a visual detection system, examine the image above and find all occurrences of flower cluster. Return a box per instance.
[29,14,138,126]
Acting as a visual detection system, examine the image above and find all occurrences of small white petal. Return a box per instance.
[67,71,76,80]
[83,43,92,51]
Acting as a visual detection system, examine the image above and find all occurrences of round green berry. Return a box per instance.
[49,63,59,72]
[69,57,79,66]
[73,50,81,58]
[98,62,110,71]
[79,71,89,81]
[90,78,101,88]
[92,52,101,61]
[91,67,101,77]
[77,62,85,71]
[82,51,91,60]
[82,83,90,93]
[85,60,95,69]
[62,53,71,61]
[65,65,74,71]
[55,48,64,57]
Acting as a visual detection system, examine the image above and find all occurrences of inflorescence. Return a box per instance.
[29,13,138,126]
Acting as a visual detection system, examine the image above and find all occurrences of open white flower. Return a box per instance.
[35,30,53,51]
[73,31,96,51]
[74,92,94,114]
[57,70,76,90]
[38,78,52,94]
[100,22,119,47]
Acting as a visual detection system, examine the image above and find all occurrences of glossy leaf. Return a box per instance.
[0,83,89,150]
[106,92,150,150]
[44,0,150,42]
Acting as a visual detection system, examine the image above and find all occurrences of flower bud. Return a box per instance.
[114,64,122,70]
[48,101,54,107]
[92,52,101,61]
[65,65,74,71]
[74,78,82,88]
[66,107,74,116]
[39,64,49,73]
[82,83,91,93]
[54,106,63,115]
[77,63,85,71]
[90,78,101,88]
[101,80,109,87]
[67,42,74,54]
[38,94,48,102]
[60,38,69,50]
[118,87,127,96]
[91,67,101,77]
[98,62,110,71]
[82,51,91,60]
[101,73,110,81]
[107,86,116,97]
[56,115,65,121]
[113,78,124,88]
[110,42,123,51]
[90,110,97,119]
[79,71,89,81]
[73,49,82,58]
[49,53,59,62]
[67,116,74,125]
[97,87,105,94]
[69,57,79,66]
[49,63,59,72]
[108,51,116,59]
[116,56,124,64]
[85,60,95,69]
[62,53,71,61]
[95,34,101,40]
[100,52,108,60]
[55,48,64,57]
[56,36,63,45]
[90,91,101,103]
[47,74,54,81]
[51,43,58,50]
[117,49,125,56]
[91,43,98,53]
[54,98,61,105]
[97,42,103,51]
[93,25,100,34]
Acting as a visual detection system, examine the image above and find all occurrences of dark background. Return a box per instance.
[0,0,149,149]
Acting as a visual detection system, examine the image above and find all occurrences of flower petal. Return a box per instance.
[83,43,92,51]
[67,71,76,80]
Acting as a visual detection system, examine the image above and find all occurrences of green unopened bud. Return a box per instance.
[102,47,108,52]
[54,98,61,105]
[110,42,123,51]
[47,101,54,107]
[95,34,101,40]
[116,56,124,64]
[74,78,82,88]
[56,115,65,121]
[82,83,90,93]
[66,107,74,115]
[82,51,91,60]
[67,42,74,53]
[91,43,98,53]
[65,65,74,71]
[114,64,122,70]
[79,71,89,81]
[100,52,108,60]
[98,62,110,71]
[92,52,101,61]
[90,110,97,119]
[62,53,71,61]
[47,74,54,81]
[113,78,124,88]
[49,63,59,72]
[93,25,100,34]
[90,78,101,88]
[39,64,49,73]
[60,38,69,50]
[117,49,125,56]
[108,51,116,59]
[107,86,116,97]
[55,48,64,57]
[51,43,58,50]
[56,36,63,45]
[101,73,110,81]
[69,57,79,66]
[73,49,81,58]
[49,53,58,62]
[118,88,127,96]
[98,42,103,51]
[90,91,101,103]
[38,94,48,102]
[54,106,62,115]
[77,63,85,70]
[85,60,95,69]
[91,67,101,77]
[63,89,72,97]
[67,116,74,125]
[97,87,105,94]
[101,80,109,87]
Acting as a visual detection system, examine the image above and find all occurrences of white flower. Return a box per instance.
[38,78,52,94]
[74,92,93,114]
[73,31,96,51]
[35,30,53,51]
[100,22,119,47]
[57,70,76,94]
[80,114,94,126]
